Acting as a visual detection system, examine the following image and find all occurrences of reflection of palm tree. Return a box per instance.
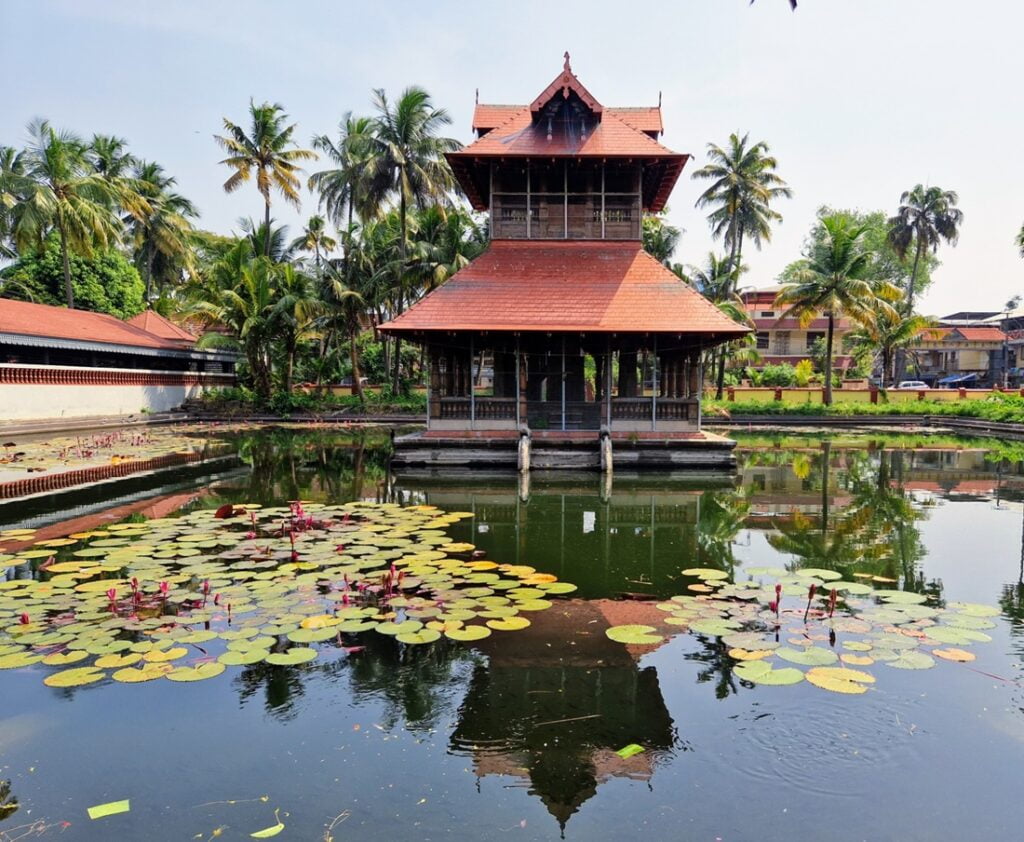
[696,490,750,576]
[683,637,742,699]
[767,446,930,586]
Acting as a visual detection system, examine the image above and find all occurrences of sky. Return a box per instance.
[2,0,1022,317]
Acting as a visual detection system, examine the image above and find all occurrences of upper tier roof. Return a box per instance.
[450,57,687,213]
[472,104,664,137]
[380,241,750,340]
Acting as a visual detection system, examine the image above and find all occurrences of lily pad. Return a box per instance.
[775,646,839,666]
[604,624,661,644]
[265,647,317,666]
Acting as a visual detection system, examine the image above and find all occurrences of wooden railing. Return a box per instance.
[437,397,516,420]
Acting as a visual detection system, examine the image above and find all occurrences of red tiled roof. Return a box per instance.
[454,106,679,159]
[0,299,196,350]
[380,241,750,337]
[473,104,664,136]
[127,310,197,345]
[916,326,1005,343]
[953,327,1006,341]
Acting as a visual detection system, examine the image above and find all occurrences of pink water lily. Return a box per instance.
[18,612,29,625]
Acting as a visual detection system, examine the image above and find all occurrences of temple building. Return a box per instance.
[382,56,748,469]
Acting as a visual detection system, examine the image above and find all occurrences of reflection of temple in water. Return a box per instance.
[449,599,677,834]
[401,478,735,599]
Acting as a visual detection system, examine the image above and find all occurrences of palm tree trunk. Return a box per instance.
[895,240,925,382]
[285,334,295,394]
[349,325,364,402]
[715,346,727,400]
[58,223,74,308]
[715,224,745,399]
[392,185,407,394]
[824,311,835,406]
[905,239,924,316]
[145,241,155,302]
[263,198,272,258]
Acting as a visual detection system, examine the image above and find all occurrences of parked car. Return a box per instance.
[339,376,369,387]
[896,380,929,390]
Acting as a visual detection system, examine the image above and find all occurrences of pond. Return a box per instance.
[2,425,1024,841]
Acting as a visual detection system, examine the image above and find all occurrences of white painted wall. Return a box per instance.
[0,365,233,420]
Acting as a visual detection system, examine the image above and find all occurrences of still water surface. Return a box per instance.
[2,427,1024,841]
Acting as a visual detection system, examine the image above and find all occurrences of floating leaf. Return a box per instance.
[615,744,645,758]
[605,624,662,644]
[43,667,105,687]
[444,625,491,642]
[775,646,838,666]
[805,667,874,694]
[735,661,804,685]
[265,648,317,666]
[88,799,130,820]
[886,651,936,670]
[681,567,729,581]
[486,616,531,632]
[166,662,226,682]
[250,808,284,838]
[396,629,442,645]
[729,648,773,661]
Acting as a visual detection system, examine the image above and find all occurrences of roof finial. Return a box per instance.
[475,87,479,104]
[658,90,662,107]
[563,51,571,73]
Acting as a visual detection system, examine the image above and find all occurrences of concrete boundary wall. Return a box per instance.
[723,387,1021,405]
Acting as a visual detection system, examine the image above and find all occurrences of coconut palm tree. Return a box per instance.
[188,241,277,398]
[692,133,791,397]
[0,146,26,260]
[776,213,900,405]
[847,305,934,387]
[272,263,323,394]
[367,87,461,391]
[87,134,136,179]
[692,132,791,296]
[290,215,337,270]
[128,161,198,299]
[215,100,317,257]
[887,184,963,315]
[642,214,682,265]
[6,120,124,307]
[679,252,749,393]
[308,113,380,232]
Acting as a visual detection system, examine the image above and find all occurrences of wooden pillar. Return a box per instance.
[688,352,700,397]
[518,344,529,426]
[618,350,638,397]
[428,348,441,421]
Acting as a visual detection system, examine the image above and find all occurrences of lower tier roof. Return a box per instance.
[381,241,750,338]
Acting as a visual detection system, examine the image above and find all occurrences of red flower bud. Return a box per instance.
[19,612,30,625]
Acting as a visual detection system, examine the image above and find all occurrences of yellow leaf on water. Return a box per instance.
[250,809,284,838]
[88,799,130,819]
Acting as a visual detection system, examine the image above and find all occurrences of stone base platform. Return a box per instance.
[391,429,737,471]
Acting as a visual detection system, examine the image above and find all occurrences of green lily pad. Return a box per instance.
[444,625,491,642]
[735,661,804,685]
[775,646,839,666]
[265,647,317,666]
[166,662,226,682]
[605,624,663,644]
[886,651,935,670]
